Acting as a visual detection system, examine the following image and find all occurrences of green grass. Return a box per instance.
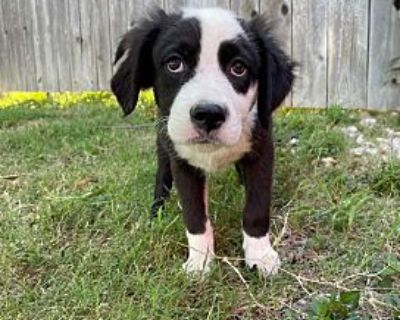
[0,100,399,319]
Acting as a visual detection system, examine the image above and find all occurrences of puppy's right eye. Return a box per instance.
[229,60,247,77]
[166,57,184,73]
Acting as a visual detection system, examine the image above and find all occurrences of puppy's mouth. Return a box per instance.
[188,135,223,145]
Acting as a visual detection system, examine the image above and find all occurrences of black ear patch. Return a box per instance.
[111,9,167,116]
[249,15,295,128]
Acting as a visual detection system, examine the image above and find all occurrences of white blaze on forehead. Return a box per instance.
[182,8,244,36]
[183,8,245,67]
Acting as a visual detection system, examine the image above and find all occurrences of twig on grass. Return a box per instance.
[279,267,350,292]
[206,291,218,320]
[222,257,268,311]
[365,290,400,313]
[222,256,308,317]
[100,124,154,130]
[279,268,313,295]
[338,268,386,285]
[280,266,398,317]
[273,202,293,247]
[280,301,308,318]
[0,174,20,180]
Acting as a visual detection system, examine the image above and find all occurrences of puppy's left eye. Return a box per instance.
[166,57,184,73]
[230,61,247,77]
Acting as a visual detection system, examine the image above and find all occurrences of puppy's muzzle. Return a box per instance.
[190,103,228,134]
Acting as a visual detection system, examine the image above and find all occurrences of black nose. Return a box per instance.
[190,104,227,133]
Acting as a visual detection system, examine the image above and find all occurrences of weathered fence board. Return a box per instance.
[30,0,42,90]
[18,0,37,91]
[0,0,399,109]
[54,0,74,91]
[327,0,369,108]
[0,1,10,91]
[230,0,258,19]
[368,0,400,109]
[93,0,113,90]
[68,0,83,91]
[292,0,328,108]
[165,0,229,11]
[1,1,22,91]
[79,0,99,90]
[33,0,60,91]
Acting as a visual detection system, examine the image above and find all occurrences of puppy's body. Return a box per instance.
[111,7,294,276]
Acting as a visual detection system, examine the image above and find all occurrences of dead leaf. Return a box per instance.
[74,176,98,189]
[0,174,19,180]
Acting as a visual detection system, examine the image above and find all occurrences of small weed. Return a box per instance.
[329,192,371,231]
[301,129,348,158]
[371,160,400,196]
[325,105,356,126]
[310,291,361,320]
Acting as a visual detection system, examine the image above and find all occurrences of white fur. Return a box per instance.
[167,8,257,161]
[175,110,256,172]
[243,232,281,276]
[183,219,214,274]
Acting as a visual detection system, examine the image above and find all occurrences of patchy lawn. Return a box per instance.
[0,96,399,319]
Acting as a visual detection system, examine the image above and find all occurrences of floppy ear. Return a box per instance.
[250,15,295,128]
[111,9,167,116]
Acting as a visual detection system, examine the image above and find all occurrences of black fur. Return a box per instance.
[171,159,208,234]
[150,135,173,217]
[218,35,260,94]
[152,17,201,117]
[247,15,295,128]
[111,9,176,115]
[395,0,400,11]
[237,119,274,237]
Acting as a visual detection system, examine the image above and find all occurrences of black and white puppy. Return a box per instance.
[111,7,294,276]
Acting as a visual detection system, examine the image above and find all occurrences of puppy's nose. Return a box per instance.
[190,104,227,133]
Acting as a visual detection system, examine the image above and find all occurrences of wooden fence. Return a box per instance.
[0,0,399,109]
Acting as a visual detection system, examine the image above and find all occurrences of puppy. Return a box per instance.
[111,7,294,276]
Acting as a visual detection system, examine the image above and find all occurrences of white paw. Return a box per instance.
[183,220,214,275]
[183,252,213,275]
[243,232,281,277]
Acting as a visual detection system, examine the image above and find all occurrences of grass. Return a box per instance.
[0,95,399,319]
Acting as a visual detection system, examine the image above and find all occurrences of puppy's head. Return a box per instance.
[112,8,294,147]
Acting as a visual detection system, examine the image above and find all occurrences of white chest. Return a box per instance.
[174,129,253,173]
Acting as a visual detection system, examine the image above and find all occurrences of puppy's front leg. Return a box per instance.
[151,137,173,217]
[238,137,281,276]
[171,160,214,274]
